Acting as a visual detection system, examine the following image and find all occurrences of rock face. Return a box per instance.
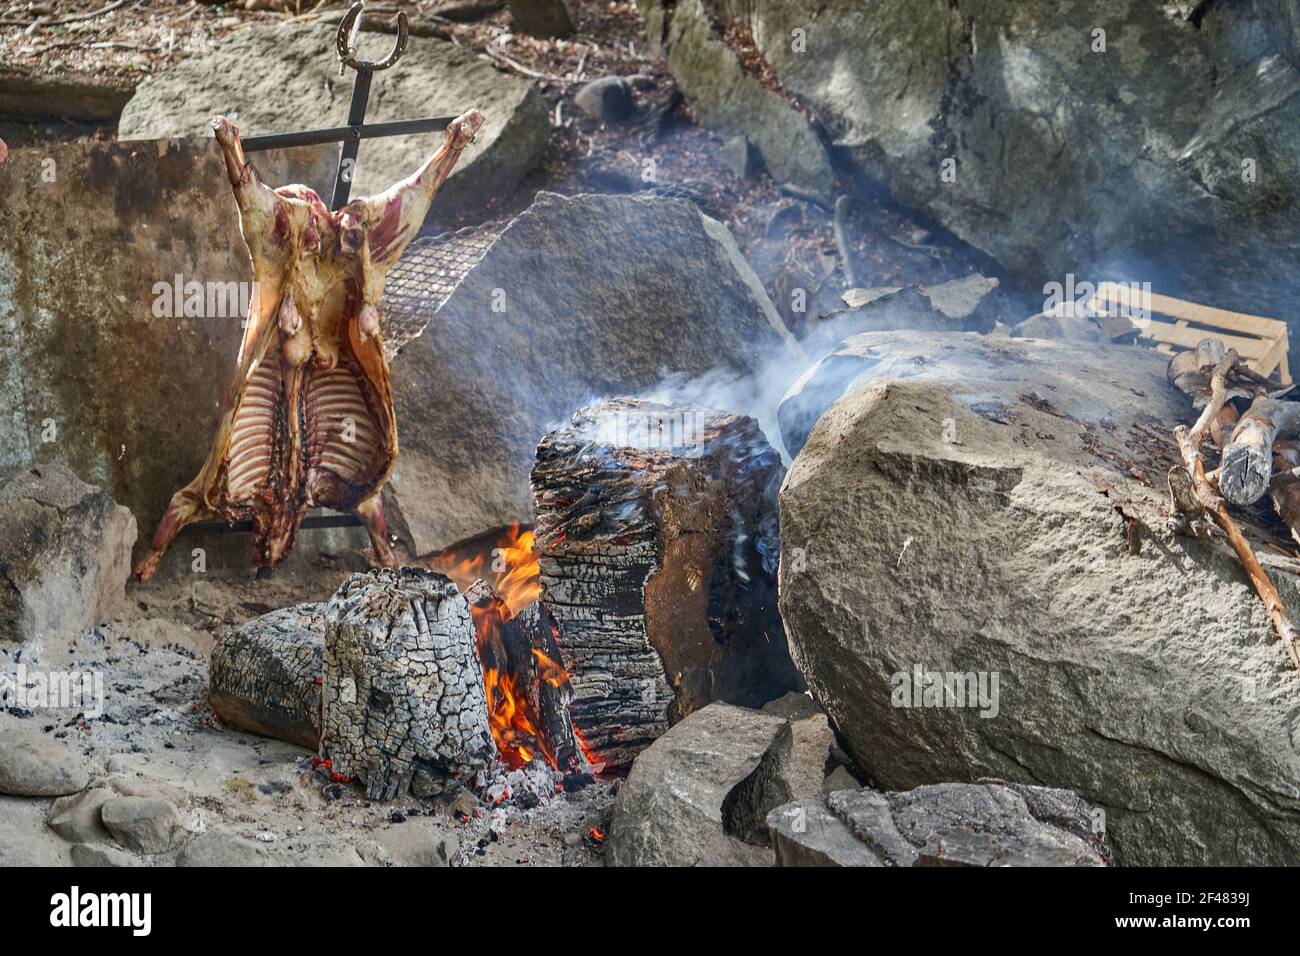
[0,466,135,642]
[0,138,354,577]
[778,330,1300,865]
[641,0,1300,349]
[0,722,89,797]
[322,568,494,800]
[118,22,548,216]
[768,783,1111,867]
[208,605,325,750]
[636,0,833,200]
[389,192,803,554]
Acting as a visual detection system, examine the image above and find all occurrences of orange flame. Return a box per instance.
[429,525,560,770]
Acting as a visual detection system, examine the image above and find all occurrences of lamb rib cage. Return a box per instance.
[133,108,486,581]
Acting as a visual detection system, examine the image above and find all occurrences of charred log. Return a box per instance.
[531,399,802,770]
[322,567,494,800]
[208,604,324,750]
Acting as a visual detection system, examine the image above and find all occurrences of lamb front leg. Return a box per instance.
[133,485,214,581]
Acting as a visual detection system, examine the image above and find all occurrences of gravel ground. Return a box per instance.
[0,565,616,867]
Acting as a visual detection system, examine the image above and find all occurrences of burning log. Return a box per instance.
[322,567,495,800]
[208,604,324,750]
[531,399,803,770]
[465,579,579,771]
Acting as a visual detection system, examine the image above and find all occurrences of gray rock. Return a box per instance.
[47,787,113,843]
[807,275,1003,355]
[822,765,860,796]
[636,0,833,201]
[770,783,1109,867]
[573,76,635,124]
[608,703,787,866]
[777,328,1189,458]
[778,330,1300,865]
[760,691,821,721]
[118,22,548,218]
[0,465,135,642]
[640,0,1300,356]
[0,722,89,797]
[100,796,183,854]
[720,135,760,179]
[208,604,324,750]
[767,797,880,867]
[177,830,273,867]
[507,0,575,38]
[389,192,802,553]
[760,697,833,803]
[70,842,141,868]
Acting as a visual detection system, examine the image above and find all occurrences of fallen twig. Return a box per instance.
[832,195,858,288]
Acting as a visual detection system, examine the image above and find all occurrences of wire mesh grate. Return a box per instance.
[380,219,506,359]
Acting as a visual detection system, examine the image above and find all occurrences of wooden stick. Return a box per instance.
[1173,349,1300,668]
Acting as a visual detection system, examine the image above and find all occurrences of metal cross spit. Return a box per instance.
[180,0,462,543]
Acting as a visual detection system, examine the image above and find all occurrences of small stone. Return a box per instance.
[254,831,276,843]
[177,831,272,867]
[47,787,114,843]
[574,76,635,124]
[0,722,89,797]
[100,796,182,854]
[70,842,140,868]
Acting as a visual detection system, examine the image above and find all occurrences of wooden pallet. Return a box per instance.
[1089,282,1291,384]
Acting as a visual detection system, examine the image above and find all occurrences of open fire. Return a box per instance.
[427,524,578,771]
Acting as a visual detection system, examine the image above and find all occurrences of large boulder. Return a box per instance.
[118,21,549,217]
[389,192,803,553]
[0,138,355,577]
[768,782,1111,867]
[778,330,1300,865]
[641,0,1300,352]
[0,465,135,642]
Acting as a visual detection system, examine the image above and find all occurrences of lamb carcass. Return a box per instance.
[134,108,485,581]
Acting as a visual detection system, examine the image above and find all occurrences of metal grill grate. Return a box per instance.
[380,219,506,359]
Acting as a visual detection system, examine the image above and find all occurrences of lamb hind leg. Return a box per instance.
[354,494,397,568]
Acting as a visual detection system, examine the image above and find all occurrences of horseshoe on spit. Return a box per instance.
[336,2,408,74]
